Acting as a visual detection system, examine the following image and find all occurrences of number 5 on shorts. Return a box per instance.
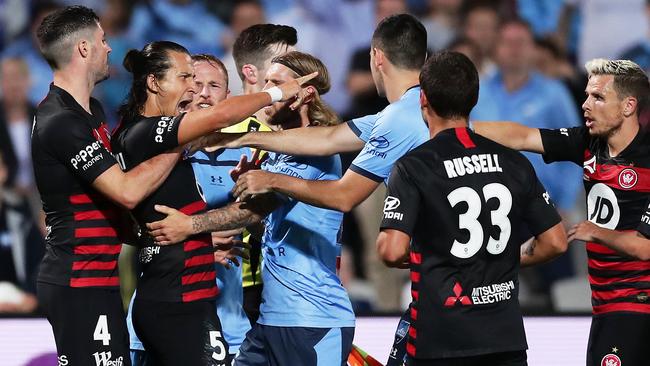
[210,331,226,361]
[93,315,111,346]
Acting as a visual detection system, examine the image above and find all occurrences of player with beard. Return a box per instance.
[32,6,184,365]
[147,51,355,366]
[110,41,313,366]
[473,59,650,366]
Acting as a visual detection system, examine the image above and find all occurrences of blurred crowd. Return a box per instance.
[0,0,649,315]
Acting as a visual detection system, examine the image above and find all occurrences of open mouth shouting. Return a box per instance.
[178,96,193,113]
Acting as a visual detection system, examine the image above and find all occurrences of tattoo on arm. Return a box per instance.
[521,239,536,257]
[191,194,279,234]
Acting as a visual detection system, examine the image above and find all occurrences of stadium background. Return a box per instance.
[0,0,648,365]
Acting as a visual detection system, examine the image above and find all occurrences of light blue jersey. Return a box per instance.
[258,152,355,328]
[347,86,429,184]
[126,147,252,355]
[190,148,252,354]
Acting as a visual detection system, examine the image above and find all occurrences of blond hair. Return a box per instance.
[271,51,340,126]
[585,58,649,115]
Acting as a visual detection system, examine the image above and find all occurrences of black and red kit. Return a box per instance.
[381,128,560,362]
[541,126,650,366]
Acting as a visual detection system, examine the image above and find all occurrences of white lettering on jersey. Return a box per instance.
[383,196,403,221]
[70,141,103,170]
[587,183,620,230]
[443,154,502,178]
[154,117,172,143]
[471,280,515,305]
[92,352,123,366]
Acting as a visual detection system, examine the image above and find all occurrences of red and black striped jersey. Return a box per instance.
[32,84,123,288]
[381,128,561,359]
[111,114,218,303]
[541,126,650,315]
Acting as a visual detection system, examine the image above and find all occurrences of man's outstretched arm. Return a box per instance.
[473,121,545,153]
[232,169,380,213]
[568,221,650,261]
[520,222,568,267]
[203,122,365,156]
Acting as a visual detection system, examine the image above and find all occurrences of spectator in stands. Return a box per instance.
[1,1,60,105]
[0,57,36,194]
[447,36,484,78]
[0,151,43,314]
[420,0,463,51]
[619,0,650,72]
[461,2,500,77]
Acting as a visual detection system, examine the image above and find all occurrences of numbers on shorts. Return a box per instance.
[210,331,227,361]
[93,315,111,346]
[447,183,512,258]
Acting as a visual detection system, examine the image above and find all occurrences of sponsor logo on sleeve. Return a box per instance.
[70,141,104,171]
[363,135,390,159]
[154,116,174,143]
[383,196,403,221]
[543,191,551,205]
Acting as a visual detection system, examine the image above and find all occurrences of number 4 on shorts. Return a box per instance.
[93,315,111,346]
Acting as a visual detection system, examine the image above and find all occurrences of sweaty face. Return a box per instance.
[90,23,112,84]
[154,51,195,116]
[262,63,301,129]
[582,74,626,138]
[189,60,228,112]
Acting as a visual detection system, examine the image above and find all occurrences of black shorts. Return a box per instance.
[408,350,527,366]
[132,297,231,366]
[587,313,650,366]
[37,282,131,366]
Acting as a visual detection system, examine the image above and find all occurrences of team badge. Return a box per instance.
[618,168,637,189]
[601,353,621,366]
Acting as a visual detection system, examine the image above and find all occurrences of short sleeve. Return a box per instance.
[123,114,184,157]
[521,168,562,236]
[347,113,379,143]
[380,162,420,236]
[349,110,425,183]
[540,126,588,166]
[42,112,116,184]
[637,199,650,239]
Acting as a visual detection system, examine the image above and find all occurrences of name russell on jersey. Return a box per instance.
[443,154,503,178]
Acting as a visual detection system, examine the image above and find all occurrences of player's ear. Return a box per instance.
[146,74,159,94]
[77,39,90,59]
[419,89,429,108]
[242,64,258,85]
[622,96,637,117]
[373,47,385,69]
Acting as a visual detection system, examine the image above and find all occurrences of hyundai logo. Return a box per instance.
[384,196,401,212]
[369,136,390,149]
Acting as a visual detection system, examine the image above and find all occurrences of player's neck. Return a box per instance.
[607,118,640,157]
[384,69,420,103]
[427,116,468,139]
[52,68,94,114]
[243,83,270,124]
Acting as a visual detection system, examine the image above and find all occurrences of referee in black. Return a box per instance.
[376,51,568,366]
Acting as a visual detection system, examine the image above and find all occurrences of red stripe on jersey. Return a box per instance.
[588,258,650,272]
[185,254,214,268]
[72,260,117,271]
[586,242,618,255]
[592,288,650,301]
[184,240,210,252]
[408,326,417,339]
[455,128,476,149]
[406,342,416,357]
[75,227,117,238]
[70,194,93,204]
[411,252,422,265]
[593,302,650,315]
[411,290,419,301]
[182,287,219,302]
[589,273,650,286]
[410,307,418,321]
[70,277,120,287]
[583,162,650,192]
[74,210,116,221]
[74,244,122,255]
[411,271,421,283]
[181,271,216,285]
[179,201,207,215]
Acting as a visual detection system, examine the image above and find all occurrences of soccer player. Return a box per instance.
[473,59,650,366]
[32,6,180,365]
[377,51,568,366]
[227,23,298,325]
[110,41,312,366]
[147,51,355,366]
